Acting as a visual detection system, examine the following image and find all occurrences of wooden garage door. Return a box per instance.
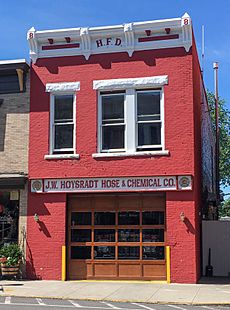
[68,193,166,280]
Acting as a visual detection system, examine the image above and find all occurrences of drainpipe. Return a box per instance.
[213,62,219,211]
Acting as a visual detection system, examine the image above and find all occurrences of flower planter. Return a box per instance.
[1,263,19,278]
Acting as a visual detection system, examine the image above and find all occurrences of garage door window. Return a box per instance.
[70,210,165,261]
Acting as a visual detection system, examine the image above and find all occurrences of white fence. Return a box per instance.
[202,220,230,276]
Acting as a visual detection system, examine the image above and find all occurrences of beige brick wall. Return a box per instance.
[0,74,30,174]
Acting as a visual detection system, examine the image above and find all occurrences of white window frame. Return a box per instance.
[136,89,164,151]
[44,82,80,160]
[93,76,168,158]
[98,92,126,153]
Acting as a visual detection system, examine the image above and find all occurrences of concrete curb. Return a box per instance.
[1,292,230,306]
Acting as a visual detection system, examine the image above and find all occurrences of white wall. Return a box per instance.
[203,220,230,276]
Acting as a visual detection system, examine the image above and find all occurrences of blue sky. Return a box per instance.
[1,0,229,195]
[1,0,229,109]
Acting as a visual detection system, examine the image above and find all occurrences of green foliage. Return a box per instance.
[207,91,230,186]
[0,243,22,266]
[219,196,230,218]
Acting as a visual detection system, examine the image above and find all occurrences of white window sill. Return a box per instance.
[92,150,169,158]
[44,154,80,160]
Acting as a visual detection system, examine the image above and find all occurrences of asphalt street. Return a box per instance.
[0,297,228,310]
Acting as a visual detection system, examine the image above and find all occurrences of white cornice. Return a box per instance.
[93,76,168,90]
[0,59,28,65]
[46,82,80,93]
[28,13,192,63]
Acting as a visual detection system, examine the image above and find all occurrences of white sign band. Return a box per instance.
[31,176,192,193]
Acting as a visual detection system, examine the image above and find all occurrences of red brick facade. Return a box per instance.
[27,15,210,283]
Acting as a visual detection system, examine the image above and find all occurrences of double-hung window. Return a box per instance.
[94,76,168,156]
[52,94,75,154]
[101,92,125,151]
[137,90,161,150]
[45,82,80,158]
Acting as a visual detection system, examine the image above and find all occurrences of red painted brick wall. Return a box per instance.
[29,48,194,178]
[28,47,202,282]
[166,191,198,283]
[26,193,66,280]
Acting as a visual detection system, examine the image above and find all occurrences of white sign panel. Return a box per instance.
[31,176,192,193]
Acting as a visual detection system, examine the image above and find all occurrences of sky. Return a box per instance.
[1,0,229,195]
[1,0,230,109]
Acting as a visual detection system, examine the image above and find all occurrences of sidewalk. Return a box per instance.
[1,278,230,305]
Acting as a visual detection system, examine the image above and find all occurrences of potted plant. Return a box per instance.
[0,243,22,278]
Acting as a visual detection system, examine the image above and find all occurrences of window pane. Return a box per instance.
[102,94,124,122]
[137,91,160,121]
[142,211,164,225]
[0,74,20,93]
[102,125,124,150]
[71,212,92,225]
[54,124,73,149]
[142,229,164,242]
[71,246,91,259]
[118,246,140,260]
[118,212,140,225]
[138,123,161,146]
[54,95,73,121]
[142,246,165,260]
[94,246,115,259]
[71,229,91,242]
[94,212,115,225]
[118,229,140,242]
[94,229,115,242]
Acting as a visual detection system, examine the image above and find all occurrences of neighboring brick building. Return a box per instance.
[0,59,30,272]
[27,13,215,283]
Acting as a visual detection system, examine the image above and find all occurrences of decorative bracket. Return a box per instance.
[16,69,24,91]
[181,13,192,52]
[80,27,91,60]
[27,27,38,63]
[124,23,134,57]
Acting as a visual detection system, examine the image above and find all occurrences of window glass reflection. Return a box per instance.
[71,212,91,226]
[118,229,139,242]
[142,211,164,225]
[71,229,91,242]
[94,212,115,225]
[94,229,115,242]
[142,246,164,260]
[118,246,140,260]
[118,212,140,225]
[142,229,164,242]
[94,246,115,259]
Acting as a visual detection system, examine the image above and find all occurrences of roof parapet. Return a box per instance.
[28,13,192,63]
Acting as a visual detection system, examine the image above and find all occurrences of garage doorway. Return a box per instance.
[67,193,166,280]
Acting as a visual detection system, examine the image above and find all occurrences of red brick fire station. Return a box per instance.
[27,13,215,283]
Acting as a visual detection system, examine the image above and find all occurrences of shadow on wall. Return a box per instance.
[26,238,41,280]
[28,202,51,238]
[36,47,190,73]
[37,220,51,238]
[0,112,6,152]
[30,47,191,116]
[184,217,196,235]
[26,203,52,279]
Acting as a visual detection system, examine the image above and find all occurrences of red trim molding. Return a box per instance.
[42,43,80,50]
[138,34,179,43]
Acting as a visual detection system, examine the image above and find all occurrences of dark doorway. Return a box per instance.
[0,191,19,245]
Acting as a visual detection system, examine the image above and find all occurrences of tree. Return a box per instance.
[218,196,230,217]
[207,91,230,187]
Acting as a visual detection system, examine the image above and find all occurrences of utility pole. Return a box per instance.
[213,62,219,208]
[201,25,205,76]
